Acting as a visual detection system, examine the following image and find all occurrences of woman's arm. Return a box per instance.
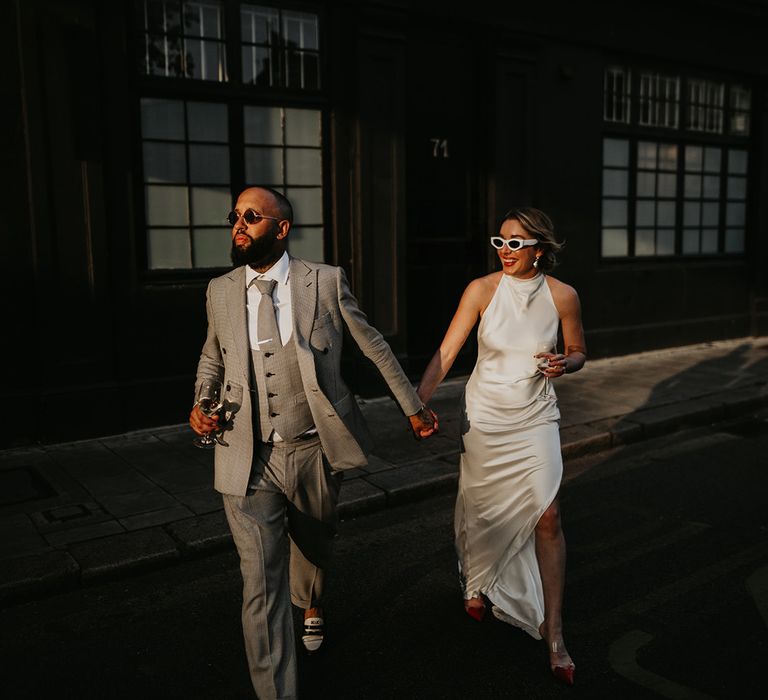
[549,280,587,375]
[416,278,491,403]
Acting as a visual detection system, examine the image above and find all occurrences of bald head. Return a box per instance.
[240,187,293,225]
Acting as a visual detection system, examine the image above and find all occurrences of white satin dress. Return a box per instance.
[456,272,562,640]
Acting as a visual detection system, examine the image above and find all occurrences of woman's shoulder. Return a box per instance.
[545,274,579,299]
[544,275,581,314]
[465,271,502,299]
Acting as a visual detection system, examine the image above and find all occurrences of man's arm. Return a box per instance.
[333,267,437,439]
[190,282,225,437]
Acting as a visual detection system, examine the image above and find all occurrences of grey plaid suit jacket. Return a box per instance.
[195,256,423,496]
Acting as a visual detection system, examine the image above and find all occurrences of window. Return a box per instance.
[137,2,325,271]
[241,5,320,89]
[142,0,227,81]
[142,98,232,269]
[604,66,631,124]
[244,106,324,262]
[687,79,724,134]
[601,65,750,259]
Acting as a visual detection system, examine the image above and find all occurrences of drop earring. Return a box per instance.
[533,256,540,269]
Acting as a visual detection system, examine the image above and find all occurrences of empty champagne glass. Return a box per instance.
[535,342,555,400]
[193,377,223,449]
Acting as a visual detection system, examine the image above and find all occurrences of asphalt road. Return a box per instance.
[2,410,767,699]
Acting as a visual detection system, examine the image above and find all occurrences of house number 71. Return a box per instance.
[430,138,449,158]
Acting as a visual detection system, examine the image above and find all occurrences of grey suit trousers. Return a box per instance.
[223,436,342,699]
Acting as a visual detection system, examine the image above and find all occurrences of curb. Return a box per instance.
[2,386,766,608]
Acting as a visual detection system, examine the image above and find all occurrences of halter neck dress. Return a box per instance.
[456,271,563,639]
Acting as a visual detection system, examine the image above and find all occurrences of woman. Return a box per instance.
[416,207,586,685]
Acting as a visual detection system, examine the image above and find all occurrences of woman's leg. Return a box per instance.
[534,496,574,675]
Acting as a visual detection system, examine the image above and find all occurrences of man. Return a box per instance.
[190,186,437,699]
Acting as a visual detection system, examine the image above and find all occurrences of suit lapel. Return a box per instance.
[290,257,317,346]
[225,266,250,379]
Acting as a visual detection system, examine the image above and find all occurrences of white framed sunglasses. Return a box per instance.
[489,237,538,251]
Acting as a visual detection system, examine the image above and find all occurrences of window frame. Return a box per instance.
[131,0,330,282]
[600,59,753,265]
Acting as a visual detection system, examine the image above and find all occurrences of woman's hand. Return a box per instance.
[534,352,569,378]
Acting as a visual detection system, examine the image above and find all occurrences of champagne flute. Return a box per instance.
[535,342,555,401]
[193,377,223,449]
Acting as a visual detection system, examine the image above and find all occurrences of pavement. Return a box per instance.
[2,336,767,606]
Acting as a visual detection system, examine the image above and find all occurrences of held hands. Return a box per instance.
[408,406,439,440]
[534,352,569,378]
[189,403,220,436]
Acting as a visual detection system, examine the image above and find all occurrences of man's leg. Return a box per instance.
[223,463,297,700]
[284,439,342,612]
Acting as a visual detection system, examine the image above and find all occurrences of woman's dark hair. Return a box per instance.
[501,207,564,273]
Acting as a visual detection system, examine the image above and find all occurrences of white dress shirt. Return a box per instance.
[245,251,293,352]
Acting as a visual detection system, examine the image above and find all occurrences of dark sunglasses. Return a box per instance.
[489,236,538,251]
[226,210,282,226]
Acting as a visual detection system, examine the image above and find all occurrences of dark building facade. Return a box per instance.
[4,0,767,445]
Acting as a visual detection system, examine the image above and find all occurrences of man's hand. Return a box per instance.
[408,406,438,440]
[189,403,220,436]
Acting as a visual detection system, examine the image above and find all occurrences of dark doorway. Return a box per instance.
[405,25,488,377]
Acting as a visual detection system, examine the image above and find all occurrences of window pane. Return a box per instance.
[726,202,746,226]
[702,202,719,226]
[725,229,745,253]
[147,228,191,269]
[636,200,655,226]
[286,148,322,185]
[656,229,675,255]
[683,201,700,226]
[143,142,186,183]
[603,67,631,123]
[188,102,228,142]
[703,147,721,173]
[701,229,718,253]
[286,187,322,225]
[727,176,747,200]
[658,144,677,170]
[685,146,702,172]
[635,229,655,256]
[637,172,656,197]
[283,11,319,50]
[638,141,657,169]
[288,226,324,262]
[244,106,282,144]
[245,146,283,184]
[145,0,168,34]
[657,201,675,226]
[242,46,276,86]
[184,1,223,38]
[728,149,748,175]
[602,199,627,226]
[601,228,628,256]
[191,186,230,226]
[603,138,629,167]
[285,108,321,146]
[603,169,628,196]
[146,185,189,225]
[189,144,230,183]
[658,173,676,197]
[141,98,185,140]
[684,174,701,198]
[702,175,720,199]
[185,38,225,80]
[192,228,231,267]
[682,229,699,254]
[241,5,279,43]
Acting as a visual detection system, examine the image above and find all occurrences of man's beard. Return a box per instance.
[231,229,279,267]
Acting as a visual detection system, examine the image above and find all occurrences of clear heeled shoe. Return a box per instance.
[539,624,575,685]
